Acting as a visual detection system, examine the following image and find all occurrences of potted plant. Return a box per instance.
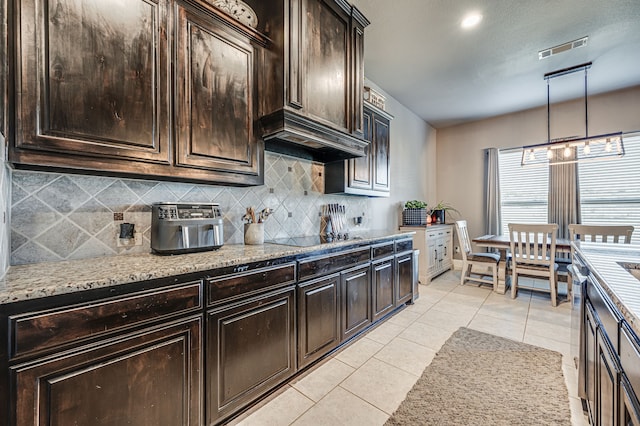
[430,201,459,224]
[402,200,428,225]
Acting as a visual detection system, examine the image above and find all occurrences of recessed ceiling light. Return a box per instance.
[461,12,483,29]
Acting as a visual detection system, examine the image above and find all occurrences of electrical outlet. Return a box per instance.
[116,232,143,247]
[455,246,460,254]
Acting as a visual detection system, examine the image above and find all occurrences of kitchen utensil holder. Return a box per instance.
[244,223,264,245]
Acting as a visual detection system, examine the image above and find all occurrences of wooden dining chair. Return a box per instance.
[563,224,635,296]
[568,224,634,244]
[508,223,559,306]
[455,220,500,290]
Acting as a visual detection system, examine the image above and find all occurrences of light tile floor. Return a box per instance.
[229,271,589,426]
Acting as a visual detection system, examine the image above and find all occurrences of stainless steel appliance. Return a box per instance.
[151,203,224,254]
[570,249,589,401]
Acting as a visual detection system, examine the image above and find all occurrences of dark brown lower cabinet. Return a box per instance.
[597,326,621,426]
[372,256,394,321]
[3,238,415,426]
[11,317,202,426]
[621,375,640,426]
[206,285,296,425]
[297,273,341,368]
[621,323,640,426]
[341,264,372,341]
[585,301,598,420]
[395,251,414,306]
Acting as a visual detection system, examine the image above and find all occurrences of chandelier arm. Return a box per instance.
[547,78,551,144]
[584,67,589,138]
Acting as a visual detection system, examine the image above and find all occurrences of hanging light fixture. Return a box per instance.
[521,62,625,166]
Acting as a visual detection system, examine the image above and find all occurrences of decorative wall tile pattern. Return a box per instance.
[10,153,372,265]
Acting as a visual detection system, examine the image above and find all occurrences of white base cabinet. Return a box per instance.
[400,225,453,283]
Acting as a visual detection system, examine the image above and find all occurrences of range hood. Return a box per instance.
[260,109,368,163]
[254,0,370,163]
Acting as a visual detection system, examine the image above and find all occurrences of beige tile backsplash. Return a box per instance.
[10,153,373,265]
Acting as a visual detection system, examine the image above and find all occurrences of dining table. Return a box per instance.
[472,234,572,294]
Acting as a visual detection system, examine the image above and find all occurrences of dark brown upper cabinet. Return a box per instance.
[324,102,392,196]
[174,1,264,183]
[256,0,370,163]
[9,0,267,185]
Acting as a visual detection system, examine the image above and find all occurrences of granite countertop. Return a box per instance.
[574,241,640,335]
[0,230,414,305]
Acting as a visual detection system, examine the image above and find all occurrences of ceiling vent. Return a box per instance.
[538,36,588,60]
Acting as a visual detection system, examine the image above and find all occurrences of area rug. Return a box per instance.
[385,327,571,425]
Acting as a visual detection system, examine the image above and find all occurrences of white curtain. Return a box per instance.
[484,148,502,235]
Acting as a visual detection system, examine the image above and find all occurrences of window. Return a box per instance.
[498,134,640,243]
[498,149,549,236]
[579,135,640,244]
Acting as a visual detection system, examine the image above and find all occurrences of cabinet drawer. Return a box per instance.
[207,263,296,306]
[587,276,620,349]
[395,238,413,253]
[621,323,640,396]
[298,247,370,281]
[426,229,450,239]
[371,241,394,260]
[10,282,203,359]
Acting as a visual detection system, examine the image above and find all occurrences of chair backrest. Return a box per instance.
[508,223,558,267]
[454,220,472,261]
[568,224,634,244]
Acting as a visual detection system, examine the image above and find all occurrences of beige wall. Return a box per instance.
[436,85,640,242]
[364,79,437,230]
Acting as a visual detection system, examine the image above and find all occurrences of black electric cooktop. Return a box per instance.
[267,235,362,247]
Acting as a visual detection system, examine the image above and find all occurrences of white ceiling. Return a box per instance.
[350,0,640,128]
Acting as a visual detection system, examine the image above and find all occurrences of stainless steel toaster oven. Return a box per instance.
[151,203,224,254]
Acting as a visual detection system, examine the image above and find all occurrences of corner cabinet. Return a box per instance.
[400,225,453,283]
[10,0,266,185]
[325,102,393,196]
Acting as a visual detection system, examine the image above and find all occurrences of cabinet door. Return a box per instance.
[427,237,438,278]
[395,252,414,306]
[207,286,296,425]
[585,301,598,422]
[347,108,374,191]
[14,0,170,164]
[372,257,394,321]
[300,0,350,132]
[341,264,372,341]
[597,327,620,426]
[12,317,202,426]
[298,274,340,368]
[621,375,640,426]
[175,4,263,184]
[441,233,452,269]
[372,113,390,192]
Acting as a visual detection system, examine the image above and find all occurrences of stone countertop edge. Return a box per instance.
[574,241,640,336]
[0,230,415,305]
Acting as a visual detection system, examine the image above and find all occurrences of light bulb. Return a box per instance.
[528,149,536,161]
[546,148,553,160]
[564,145,571,158]
[605,139,612,152]
[583,142,591,155]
